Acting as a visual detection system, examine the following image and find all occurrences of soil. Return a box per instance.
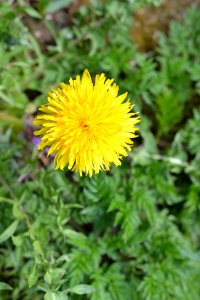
[132,0,200,52]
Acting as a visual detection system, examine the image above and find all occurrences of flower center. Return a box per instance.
[80,120,91,131]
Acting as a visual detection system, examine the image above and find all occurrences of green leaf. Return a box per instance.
[63,229,86,247]
[33,240,44,257]
[0,197,14,204]
[0,282,13,291]
[0,220,19,244]
[45,0,72,14]
[44,270,52,284]
[44,291,67,300]
[12,204,24,220]
[28,265,39,288]
[68,284,95,295]
[24,6,42,19]
[12,235,23,247]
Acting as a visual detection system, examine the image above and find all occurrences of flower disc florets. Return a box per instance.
[34,69,140,176]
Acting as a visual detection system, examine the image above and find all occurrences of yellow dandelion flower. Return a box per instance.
[34,69,140,176]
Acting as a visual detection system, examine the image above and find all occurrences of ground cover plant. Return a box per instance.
[0,0,200,299]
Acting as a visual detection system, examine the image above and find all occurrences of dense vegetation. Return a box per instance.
[0,0,200,299]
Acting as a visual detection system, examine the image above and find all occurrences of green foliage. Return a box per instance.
[0,1,200,300]
[153,6,200,135]
[136,0,164,6]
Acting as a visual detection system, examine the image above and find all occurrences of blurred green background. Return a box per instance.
[0,0,200,299]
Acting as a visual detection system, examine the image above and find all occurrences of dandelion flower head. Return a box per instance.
[34,69,140,176]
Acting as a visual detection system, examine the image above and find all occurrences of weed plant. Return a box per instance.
[0,0,200,299]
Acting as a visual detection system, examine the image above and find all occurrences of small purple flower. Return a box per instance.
[32,137,41,148]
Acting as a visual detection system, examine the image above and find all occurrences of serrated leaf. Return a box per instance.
[44,270,52,284]
[0,220,19,244]
[63,229,86,247]
[28,265,39,288]
[33,240,44,256]
[44,291,67,300]
[68,284,95,295]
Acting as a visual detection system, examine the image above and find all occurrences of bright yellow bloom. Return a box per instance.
[34,69,140,176]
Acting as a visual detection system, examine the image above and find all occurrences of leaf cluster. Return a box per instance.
[0,1,200,300]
